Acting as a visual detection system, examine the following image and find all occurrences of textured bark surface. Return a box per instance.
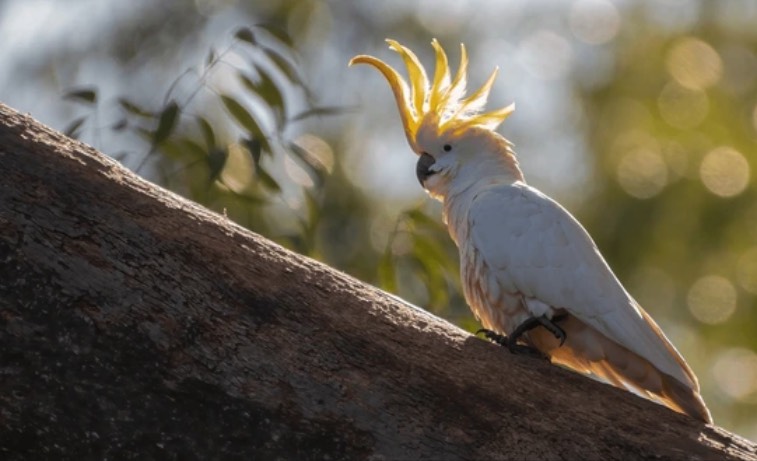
[0,101,755,460]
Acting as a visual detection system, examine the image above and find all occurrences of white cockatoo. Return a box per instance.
[350,39,712,423]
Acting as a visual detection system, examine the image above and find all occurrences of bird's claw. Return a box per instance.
[539,314,567,347]
[476,328,549,360]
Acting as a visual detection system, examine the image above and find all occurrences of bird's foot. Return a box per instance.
[508,314,568,347]
[538,314,568,347]
[476,328,549,361]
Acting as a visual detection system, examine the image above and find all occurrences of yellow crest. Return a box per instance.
[349,39,515,154]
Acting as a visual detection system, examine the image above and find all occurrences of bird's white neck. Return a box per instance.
[441,173,525,246]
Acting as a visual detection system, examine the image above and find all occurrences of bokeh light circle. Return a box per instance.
[569,0,621,45]
[712,348,757,401]
[666,37,723,90]
[687,275,737,325]
[699,146,750,197]
[616,148,668,199]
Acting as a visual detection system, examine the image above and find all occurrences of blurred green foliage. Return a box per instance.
[41,0,756,440]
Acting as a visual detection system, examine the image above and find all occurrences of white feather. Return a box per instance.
[464,181,697,390]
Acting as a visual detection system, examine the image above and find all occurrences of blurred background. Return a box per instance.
[1,0,755,439]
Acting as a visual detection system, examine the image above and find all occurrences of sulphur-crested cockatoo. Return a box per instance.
[350,39,711,423]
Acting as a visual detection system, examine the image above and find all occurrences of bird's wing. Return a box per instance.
[467,182,698,390]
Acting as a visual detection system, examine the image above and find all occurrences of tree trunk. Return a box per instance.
[0,102,754,460]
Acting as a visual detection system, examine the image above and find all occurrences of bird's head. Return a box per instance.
[350,39,523,201]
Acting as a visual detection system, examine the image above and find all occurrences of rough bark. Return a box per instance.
[0,101,754,461]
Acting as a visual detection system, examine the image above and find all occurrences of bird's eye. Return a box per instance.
[443,144,452,152]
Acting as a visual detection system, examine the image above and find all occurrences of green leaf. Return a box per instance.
[219,94,270,151]
[118,98,154,118]
[64,88,97,104]
[234,27,256,45]
[207,147,228,182]
[405,209,443,232]
[412,235,455,272]
[263,46,303,87]
[152,101,180,146]
[289,106,348,122]
[220,94,257,132]
[179,138,207,161]
[63,116,86,138]
[303,189,320,230]
[256,68,285,122]
[238,72,257,93]
[256,23,292,46]
[288,141,327,186]
[243,137,263,165]
[156,138,183,160]
[378,251,397,292]
[237,70,285,126]
[256,166,281,193]
[196,116,216,149]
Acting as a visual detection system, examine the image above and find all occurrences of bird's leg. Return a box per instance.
[476,326,548,360]
[477,313,568,359]
[518,296,569,346]
[507,315,543,345]
[511,314,568,346]
[535,314,568,346]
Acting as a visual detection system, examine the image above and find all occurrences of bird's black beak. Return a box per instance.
[416,153,436,186]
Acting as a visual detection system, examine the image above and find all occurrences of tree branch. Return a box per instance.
[0,102,754,460]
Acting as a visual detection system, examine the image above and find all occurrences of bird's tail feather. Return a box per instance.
[528,315,712,423]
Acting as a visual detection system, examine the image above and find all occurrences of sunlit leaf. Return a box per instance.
[413,235,456,272]
[405,209,443,232]
[234,27,256,45]
[64,88,97,104]
[63,117,86,138]
[152,101,180,146]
